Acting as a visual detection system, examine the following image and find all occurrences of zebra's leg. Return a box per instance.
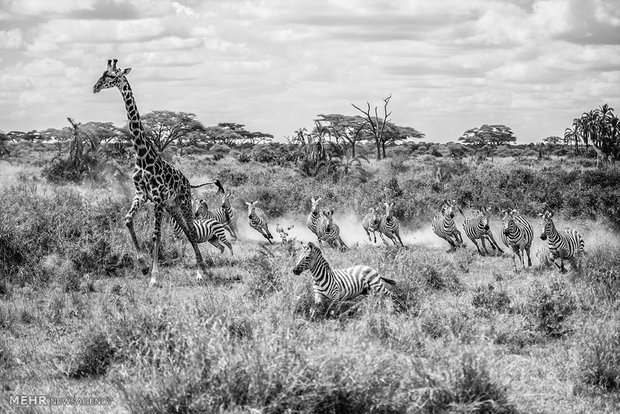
[395,230,405,247]
[372,231,377,243]
[125,193,149,274]
[229,221,239,240]
[148,202,165,287]
[525,246,532,267]
[208,237,225,254]
[470,237,483,255]
[222,237,234,255]
[487,233,504,254]
[364,228,372,242]
[379,232,391,246]
[338,237,348,252]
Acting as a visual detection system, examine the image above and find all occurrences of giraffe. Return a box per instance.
[93,59,223,286]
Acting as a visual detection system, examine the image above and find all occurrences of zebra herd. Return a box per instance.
[169,193,585,314]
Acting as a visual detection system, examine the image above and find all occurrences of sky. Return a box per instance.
[0,0,619,143]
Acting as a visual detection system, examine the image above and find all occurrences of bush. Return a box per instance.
[527,278,577,337]
[67,330,115,378]
[576,317,620,393]
[472,284,511,314]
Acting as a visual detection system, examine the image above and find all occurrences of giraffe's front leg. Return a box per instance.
[149,203,164,287]
[125,193,149,275]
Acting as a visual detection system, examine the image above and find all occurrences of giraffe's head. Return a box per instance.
[246,200,259,218]
[93,59,131,94]
[539,208,554,240]
[501,209,518,235]
[292,241,321,275]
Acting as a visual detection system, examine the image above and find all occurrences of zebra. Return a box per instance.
[501,209,533,270]
[539,208,585,273]
[168,214,233,255]
[462,206,504,256]
[306,197,328,243]
[378,202,404,247]
[246,200,273,243]
[194,194,238,240]
[361,207,380,243]
[432,199,464,251]
[320,209,348,251]
[292,241,395,316]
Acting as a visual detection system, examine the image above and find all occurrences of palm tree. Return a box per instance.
[564,123,579,154]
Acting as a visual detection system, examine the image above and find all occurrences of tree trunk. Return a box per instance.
[351,142,356,158]
[381,140,386,159]
[376,140,381,160]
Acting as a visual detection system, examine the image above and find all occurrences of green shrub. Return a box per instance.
[582,244,620,302]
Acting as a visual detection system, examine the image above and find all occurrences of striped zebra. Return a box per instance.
[246,200,273,243]
[292,241,395,316]
[501,209,533,270]
[306,197,328,243]
[378,202,404,247]
[194,194,238,240]
[539,208,585,273]
[320,209,348,251]
[462,206,503,256]
[432,199,463,251]
[168,215,233,255]
[362,207,380,243]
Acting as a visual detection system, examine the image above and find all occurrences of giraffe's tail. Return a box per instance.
[191,179,225,194]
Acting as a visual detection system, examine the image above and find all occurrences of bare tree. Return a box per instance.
[352,95,392,160]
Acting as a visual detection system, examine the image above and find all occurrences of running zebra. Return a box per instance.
[378,202,404,247]
[306,197,328,243]
[501,209,533,270]
[292,241,395,315]
[362,207,380,243]
[462,206,503,256]
[195,194,238,240]
[432,199,463,251]
[246,200,273,243]
[168,215,233,255]
[539,208,585,273]
[320,209,348,251]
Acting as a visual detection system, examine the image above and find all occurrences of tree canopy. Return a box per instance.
[459,124,516,148]
[141,110,206,153]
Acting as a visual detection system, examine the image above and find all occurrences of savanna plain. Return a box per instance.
[1,143,620,414]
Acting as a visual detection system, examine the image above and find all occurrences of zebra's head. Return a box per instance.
[539,209,554,240]
[441,200,457,219]
[322,209,334,223]
[310,197,322,213]
[246,200,259,218]
[221,192,231,206]
[194,199,209,219]
[293,242,321,275]
[384,202,394,216]
[502,209,518,235]
[477,206,490,230]
[93,59,131,94]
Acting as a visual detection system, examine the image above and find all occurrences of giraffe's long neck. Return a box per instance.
[118,81,158,165]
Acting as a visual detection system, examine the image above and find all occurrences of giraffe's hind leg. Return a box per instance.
[149,202,165,287]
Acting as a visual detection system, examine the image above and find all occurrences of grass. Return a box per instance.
[1,156,620,413]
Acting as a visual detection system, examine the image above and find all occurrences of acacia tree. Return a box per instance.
[459,124,516,159]
[141,110,206,154]
[315,114,369,157]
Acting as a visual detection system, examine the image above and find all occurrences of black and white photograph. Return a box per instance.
[1,0,619,412]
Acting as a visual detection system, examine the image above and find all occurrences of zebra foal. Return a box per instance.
[378,202,404,247]
[361,207,380,243]
[168,215,233,256]
[320,209,348,251]
[306,197,328,243]
[292,242,395,316]
[539,208,585,273]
